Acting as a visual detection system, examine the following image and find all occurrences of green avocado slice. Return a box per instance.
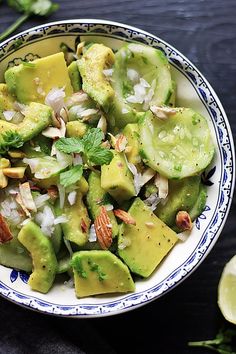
[18,221,57,294]
[71,250,135,297]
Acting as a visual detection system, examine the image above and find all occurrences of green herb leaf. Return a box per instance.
[0,0,58,42]
[82,128,104,151]
[188,328,236,354]
[60,164,83,187]
[55,137,84,154]
[87,146,113,165]
[0,130,24,154]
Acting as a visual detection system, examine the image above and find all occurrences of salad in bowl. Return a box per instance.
[0,20,233,317]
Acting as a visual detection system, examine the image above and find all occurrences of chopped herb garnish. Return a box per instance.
[55,128,113,167]
[60,164,83,188]
[0,130,24,154]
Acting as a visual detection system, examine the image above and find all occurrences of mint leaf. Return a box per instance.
[82,128,104,150]
[55,137,84,154]
[60,165,83,187]
[87,146,113,165]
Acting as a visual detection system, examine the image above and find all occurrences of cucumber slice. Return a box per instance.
[110,43,173,130]
[139,109,214,179]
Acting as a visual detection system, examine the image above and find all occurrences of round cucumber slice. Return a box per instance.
[110,43,173,131]
[139,109,215,179]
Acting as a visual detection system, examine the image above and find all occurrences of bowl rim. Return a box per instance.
[0,19,235,318]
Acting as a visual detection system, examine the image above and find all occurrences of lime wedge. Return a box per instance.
[218,255,236,324]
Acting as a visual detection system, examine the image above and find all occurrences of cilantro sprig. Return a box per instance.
[0,130,24,154]
[55,128,113,166]
[0,0,59,42]
[188,327,236,354]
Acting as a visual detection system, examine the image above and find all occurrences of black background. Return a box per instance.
[0,0,236,353]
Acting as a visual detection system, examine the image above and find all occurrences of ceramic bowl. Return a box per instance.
[0,19,234,317]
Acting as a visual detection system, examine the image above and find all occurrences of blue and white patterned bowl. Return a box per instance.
[0,19,235,317]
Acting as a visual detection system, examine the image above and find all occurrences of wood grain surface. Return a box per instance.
[0,0,236,353]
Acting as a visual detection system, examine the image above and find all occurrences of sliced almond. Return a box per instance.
[176,211,193,231]
[19,182,37,212]
[76,41,85,57]
[3,167,26,179]
[114,134,128,152]
[113,209,136,225]
[0,214,13,243]
[150,105,177,119]
[94,206,113,250]
[15,193,31,217]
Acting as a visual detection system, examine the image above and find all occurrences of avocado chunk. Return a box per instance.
[87,171,119,237]
[0,229,32,272]
[18,221,57,293]
[0,84,15,118]
[189,183,207,221]
[109,43,173,130]
[154,176,201,230]
[57,187,91,247]
[66,121,88,138]
[68,61,82,92]
[101,151,136,204]
[0,102,52,147]
[71,250,135,297]
[5,52,73,104]
[122,123,141,165]
[118,198,178,278]
[77,43,115,111]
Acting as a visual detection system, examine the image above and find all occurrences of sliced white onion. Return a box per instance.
[127,68,139,83]
[68,191,77,206]
[103,69,113,77]
[3,110,15,121]
[88,224,97,242]
[45,87,65,114]
[34,194,50,209]
[144,193,161,211]
[97,115,107,134]
[54,215,68,225]
[154,173,168,199]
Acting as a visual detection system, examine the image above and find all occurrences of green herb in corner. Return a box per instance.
[0,0,59,42]
[55,128,113,167]
[0,131,24,154]
[188,327,236,354]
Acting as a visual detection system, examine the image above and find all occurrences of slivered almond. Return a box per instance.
[176,211,193,231]
[94,206,112,250]
[15,193,31,217]
[81,218,88,233]
[113,209,136,225]
[19,182,37,212]
[0,214,13,243]
[114,134,128,152]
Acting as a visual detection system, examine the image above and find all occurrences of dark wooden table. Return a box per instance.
[0,0,236,353]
